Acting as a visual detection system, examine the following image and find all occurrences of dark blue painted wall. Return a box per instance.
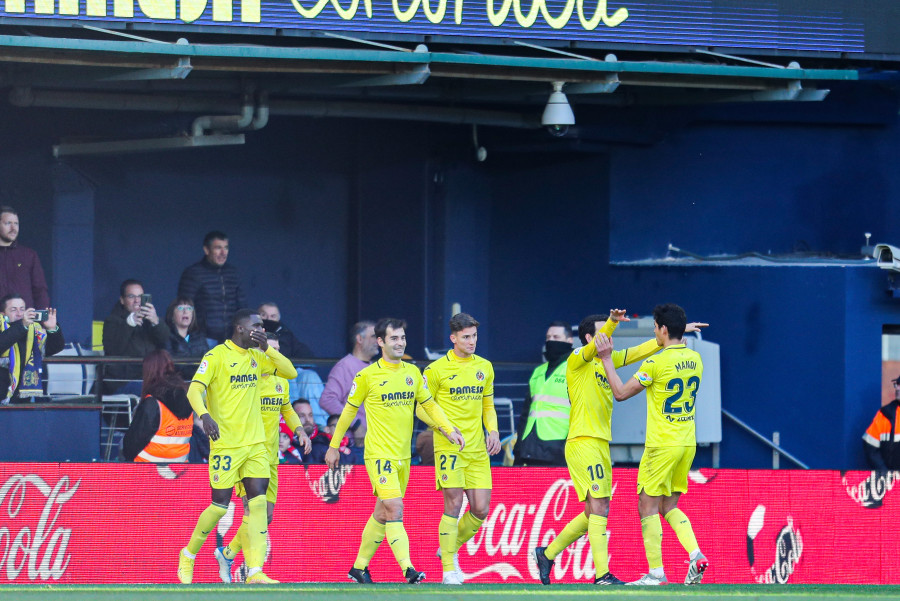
[0,106,56,292]
[75,116,355,356]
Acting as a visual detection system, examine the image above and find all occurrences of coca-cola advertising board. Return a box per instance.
[0,464,897,584]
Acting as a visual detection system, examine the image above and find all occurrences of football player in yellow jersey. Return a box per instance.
[597,303,707,586]
[326,318,465,585]
[418,313,500,585]
[533,309,705,586]
[178,309,298,585]
[214,328,312,583]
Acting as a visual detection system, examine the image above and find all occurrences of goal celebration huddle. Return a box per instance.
[176,303,708,586]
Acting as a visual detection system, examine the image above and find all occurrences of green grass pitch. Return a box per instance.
[2,584,899,601]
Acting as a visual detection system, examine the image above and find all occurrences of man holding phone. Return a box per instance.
[102,279,170,395]
[0,294,65,404]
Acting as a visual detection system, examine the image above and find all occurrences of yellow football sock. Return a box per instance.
[455,511,484,551]
[664,508,699,556]
[640,514,664,571]
[245,495,268,570]
[353,516,385,570]
[439,514,459,572]
[545,513,589,560]
[385,520,412,571]
[587,514,609,576]
[225,517,249,559]
[186,503,228,555]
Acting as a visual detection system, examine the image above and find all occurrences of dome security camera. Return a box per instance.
[542,82,574,137]
[545,124,569,137]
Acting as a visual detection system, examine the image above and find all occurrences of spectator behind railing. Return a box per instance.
[165,297,210,378]
[0,205,50,310]
[323,413,357,463]
[258,302,315,359]
[0,295,64,404]
[102,279,170,395]
[177,231,246,346]
[286,398,331,464]
[279,431,304,464]
[287,364,326,425]
[120,349,194,463]
[258,317,326,423]
[319,320,377,444]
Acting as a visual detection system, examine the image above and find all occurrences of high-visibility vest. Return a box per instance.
[864,399,900,469]
[523,361,570,440]
[135,398,193,463]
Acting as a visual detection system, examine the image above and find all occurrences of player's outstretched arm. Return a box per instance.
[596,334,644,402]
[577,308,628,363]
[685,322,709,334]
[608,308,630,324]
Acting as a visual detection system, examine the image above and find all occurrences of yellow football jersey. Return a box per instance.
[257,374,302,465]
[424,350,498,456]
[566,320,661,441]
[634,344,704,447]
[346,359,433,460]
[192,341,284,450]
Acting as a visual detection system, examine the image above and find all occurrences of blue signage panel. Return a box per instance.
[0,0,866,53]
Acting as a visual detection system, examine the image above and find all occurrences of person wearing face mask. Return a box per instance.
[513,321,573,467]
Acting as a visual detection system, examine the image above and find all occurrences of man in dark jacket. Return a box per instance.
[102,279,169,394]
[0,206,50,310]
[0,295,65,403]
[258,305,315,359]
[177,231,246,344]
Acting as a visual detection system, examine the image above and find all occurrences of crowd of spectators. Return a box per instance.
[0,206,64,404]
[3,209,751,469]
[0,207,571,467]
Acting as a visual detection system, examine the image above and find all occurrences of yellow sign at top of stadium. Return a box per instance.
[1,0,629,30]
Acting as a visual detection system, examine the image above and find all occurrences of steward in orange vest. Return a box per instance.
[122,388,194,462]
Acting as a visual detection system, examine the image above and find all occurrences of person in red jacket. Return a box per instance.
[0,206,50,310]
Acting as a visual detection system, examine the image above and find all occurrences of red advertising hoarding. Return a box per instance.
[0,464,896,584]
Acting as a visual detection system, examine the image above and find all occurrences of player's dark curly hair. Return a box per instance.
[449,312,479,333]
[578,314,606,346]
[375,317,407,341]
[653,303,687,339]
[231,308,257,334]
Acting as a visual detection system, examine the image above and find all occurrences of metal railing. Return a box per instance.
[721,408,809,469]
[39,356,810,470]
